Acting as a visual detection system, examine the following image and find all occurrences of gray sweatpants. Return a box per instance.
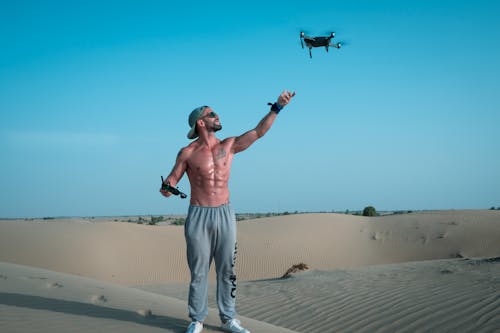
[184,204,238,323]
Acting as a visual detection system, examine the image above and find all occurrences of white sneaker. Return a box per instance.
[185,321,203,333]
[221,319,250,333]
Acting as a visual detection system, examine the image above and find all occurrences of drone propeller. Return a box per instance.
[322,29,338,35]
[299,31,305,48]
[335,40,350,48]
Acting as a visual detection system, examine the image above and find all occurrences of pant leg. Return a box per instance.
[214,205,238,322]
[185,206,216,322]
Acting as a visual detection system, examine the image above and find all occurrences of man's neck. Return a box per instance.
[197,132,219,147]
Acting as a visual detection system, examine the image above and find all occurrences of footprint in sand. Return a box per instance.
[46,282,63,288]
[137,309,153,318]
[90,294,108,304]
[436,232,447,239]
[421,235,429,244]
[371,231,391,241]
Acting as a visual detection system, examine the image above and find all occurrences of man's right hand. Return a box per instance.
[160,178,187,199]
[160,188,172,197]
[160,176,172,197]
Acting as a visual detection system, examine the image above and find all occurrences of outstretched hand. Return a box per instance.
[277,90,296,108]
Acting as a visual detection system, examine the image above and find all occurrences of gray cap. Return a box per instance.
[187,106,208,139]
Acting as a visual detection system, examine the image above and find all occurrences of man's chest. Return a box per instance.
[188,145,234,171]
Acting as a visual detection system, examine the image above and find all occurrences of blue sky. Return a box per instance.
[1,0,499,217]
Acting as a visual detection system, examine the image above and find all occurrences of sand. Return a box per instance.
[0,262,295,333]
[1,210,499,332]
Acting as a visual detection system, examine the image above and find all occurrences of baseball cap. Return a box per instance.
[187,106,208,139]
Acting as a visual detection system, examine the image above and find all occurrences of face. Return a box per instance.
[201,107,222,133]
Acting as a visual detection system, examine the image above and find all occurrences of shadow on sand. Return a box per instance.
[0,292,221,332]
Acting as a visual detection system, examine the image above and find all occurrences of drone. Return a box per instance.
[300,31,343,58]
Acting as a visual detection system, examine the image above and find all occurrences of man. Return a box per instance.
[160,90,295,333]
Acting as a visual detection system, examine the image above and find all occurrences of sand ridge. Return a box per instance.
[1,210,499,285]
[0,262,298,333]
[1,210,499,332]
[140,258,500,333]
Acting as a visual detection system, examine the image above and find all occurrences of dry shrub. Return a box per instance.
[281,263,309,278]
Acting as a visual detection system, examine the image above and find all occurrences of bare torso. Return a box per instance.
[181,138,235,206]
[167,137,234,207]
[161,90,295,207]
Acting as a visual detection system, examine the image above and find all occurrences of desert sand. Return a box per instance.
[1,210,499,332]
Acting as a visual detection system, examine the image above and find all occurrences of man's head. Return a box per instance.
[187,106,221,139]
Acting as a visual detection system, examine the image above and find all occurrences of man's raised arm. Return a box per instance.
[232,90,295,154]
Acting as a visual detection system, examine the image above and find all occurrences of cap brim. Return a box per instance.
[187,125,198,139]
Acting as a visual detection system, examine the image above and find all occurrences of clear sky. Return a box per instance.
[1,0,499,218]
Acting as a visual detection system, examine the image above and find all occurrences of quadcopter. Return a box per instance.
[160,176,187,199]
[300,31,343,58]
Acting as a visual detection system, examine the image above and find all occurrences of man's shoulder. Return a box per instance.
[220,136,236,146]
[177,142,196,159]
[184,141,198,150]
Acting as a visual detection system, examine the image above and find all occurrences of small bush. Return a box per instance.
[171,218,186,225]
[281,263,309,278]
[149,216,165,225]
[362,206,377,217]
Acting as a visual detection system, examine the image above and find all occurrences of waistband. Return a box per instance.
[189,203,231,210]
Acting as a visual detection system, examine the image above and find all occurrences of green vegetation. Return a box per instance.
[150,216,165,224]
[122,215,186,225]
[235,211,299,221]
[362,206,377,217]
[392,210,414,214]
[123,216,165,225]
[111,208,427,226]
[170,217,186,225]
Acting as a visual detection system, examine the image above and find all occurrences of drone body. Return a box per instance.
[300,32,343,58]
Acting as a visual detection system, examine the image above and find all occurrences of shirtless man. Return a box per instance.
[160,90,295,333]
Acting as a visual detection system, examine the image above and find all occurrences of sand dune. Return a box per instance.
[1,211,499,284]
[1,210,499,332]
[0,262,297,333]
[144,258,500,333]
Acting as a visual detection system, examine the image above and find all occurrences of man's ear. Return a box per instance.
[197,118,206,130]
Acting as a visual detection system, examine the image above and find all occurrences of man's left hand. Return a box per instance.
[278,90,296,108]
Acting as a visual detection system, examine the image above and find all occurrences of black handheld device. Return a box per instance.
[160,176,187,199]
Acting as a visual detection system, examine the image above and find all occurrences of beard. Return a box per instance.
[213,123,222,132]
